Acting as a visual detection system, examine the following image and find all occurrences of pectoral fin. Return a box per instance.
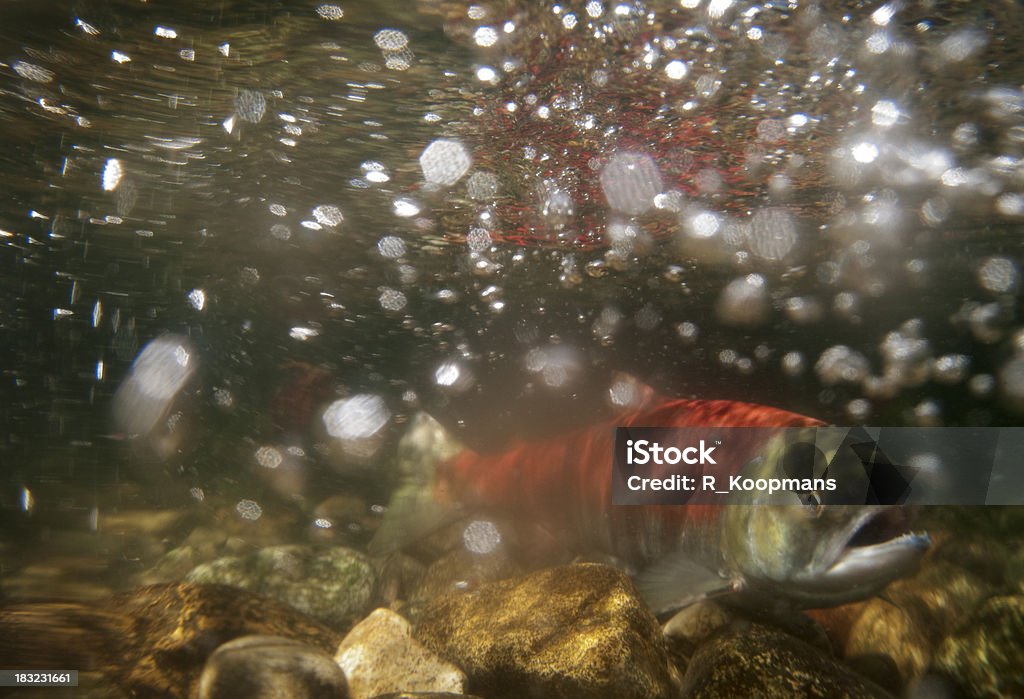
[635,551,743,618]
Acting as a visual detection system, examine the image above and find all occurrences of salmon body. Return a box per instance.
[374,397,930,614]
[438,399,820,562]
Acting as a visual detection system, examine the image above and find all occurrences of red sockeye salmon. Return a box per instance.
[371,395,930,615]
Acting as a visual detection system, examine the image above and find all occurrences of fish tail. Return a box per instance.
[368,412,466,556]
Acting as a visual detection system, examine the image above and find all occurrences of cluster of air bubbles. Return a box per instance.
[374,29,413,70]
[607,220,646,256]
[716,274,769,327]
[360,161,390,184]
[420,139,472,187]
[870,320,932,395]
[933,355,970,385]
[559,256,583,288]
[814,346,870,386]
[717,349,755,375]
[235,89,266,124]
[112,335,197,438]
[315,4,343,20]
[187,288,206,311]
[524,345,581,389]
[600,152,663,215]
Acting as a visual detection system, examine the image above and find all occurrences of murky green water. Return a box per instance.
[1,1,1023,697]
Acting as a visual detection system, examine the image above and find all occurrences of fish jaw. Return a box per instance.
[789,506,930,605]
[730,505,930,608]
[807,530,931,596]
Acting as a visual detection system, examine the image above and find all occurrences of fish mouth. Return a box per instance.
[815,507,930,597]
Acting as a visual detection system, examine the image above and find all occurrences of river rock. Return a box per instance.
[198,635,349,699]
[367,694,483,699]
[335,608,465,699]
[186,545,376,627]
[844,560,994,688]
[931,595,1024,698]
[663,600,735,666]
[682,622,893,698]
[405,543,522,620]
[414,563,676,699]
[0,582,342,698]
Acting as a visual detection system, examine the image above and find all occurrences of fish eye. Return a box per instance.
[801,493,823,517]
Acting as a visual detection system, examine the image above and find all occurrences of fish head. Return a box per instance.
[724,502,929,607]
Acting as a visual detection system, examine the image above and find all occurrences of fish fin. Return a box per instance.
[634,551,743,618]
[368,412,465,556]
[367,482,465,556]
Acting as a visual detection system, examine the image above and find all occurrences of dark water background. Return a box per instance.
[0,0,1022,609]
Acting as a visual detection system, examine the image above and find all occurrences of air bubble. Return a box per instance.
[815,346,870,386]
[600,152,663,216]
[236,90,267,124]
[717,275,769,327]
[463,520,501,554]
[420,139,472,186]
[977,257,1018,294]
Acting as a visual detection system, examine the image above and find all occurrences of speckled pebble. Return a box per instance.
[335,608,465,699]
[683,623,893,698]
[932,595,1024,698]
[414,563,677,699]
[186,545,376,627]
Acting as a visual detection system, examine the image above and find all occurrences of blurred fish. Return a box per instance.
[371,393,929,615]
